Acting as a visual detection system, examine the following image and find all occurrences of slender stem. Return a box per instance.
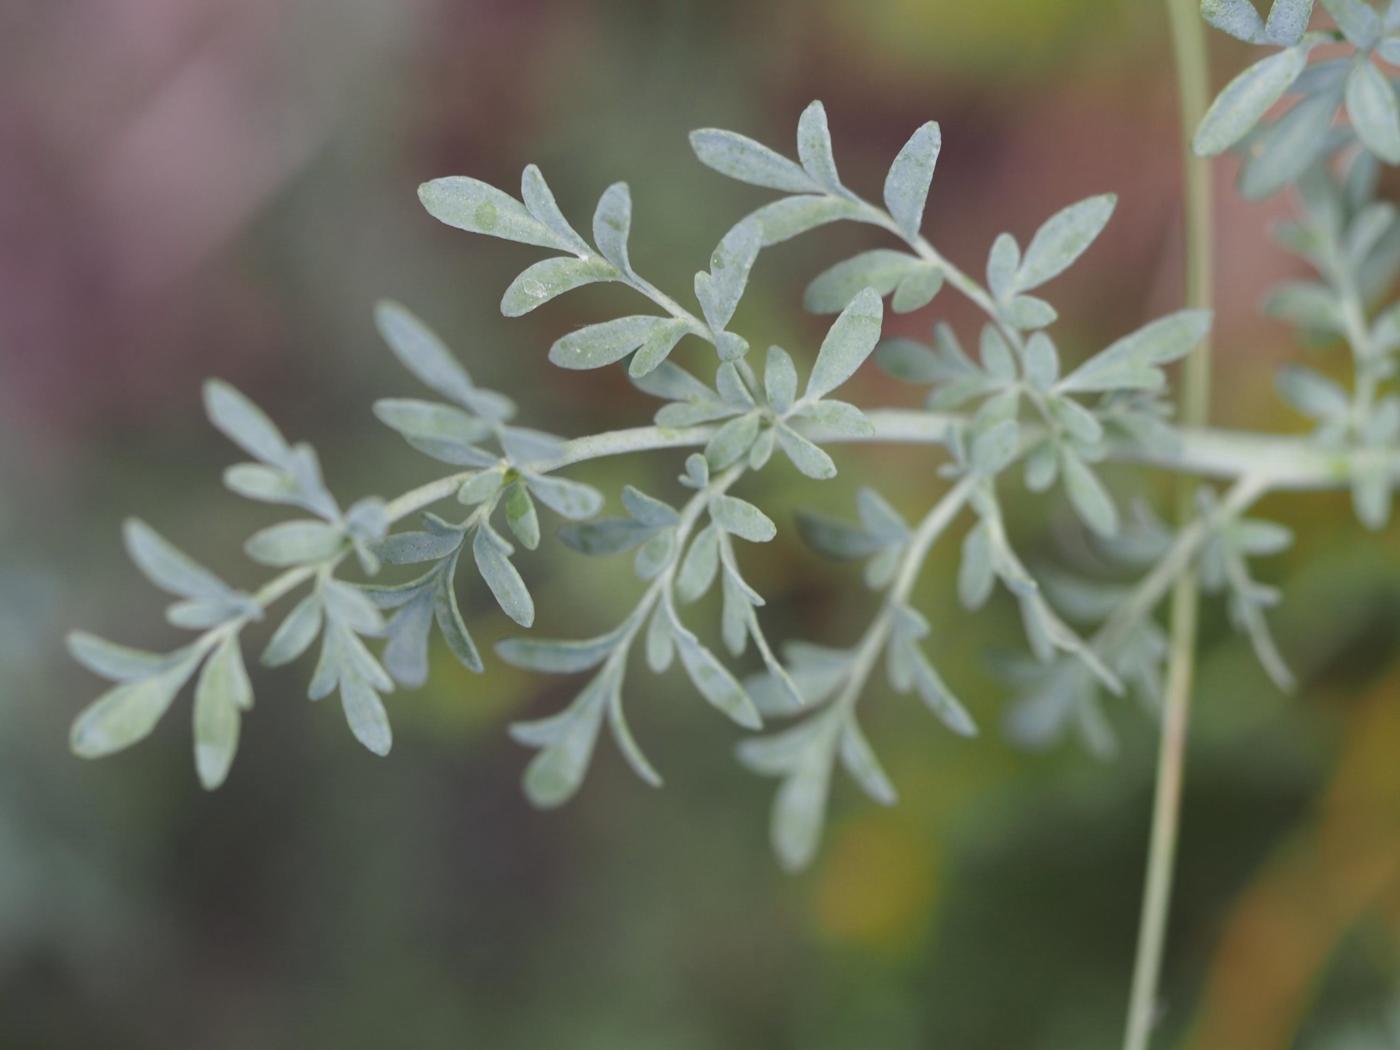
[832,475,978,718]
[581,239,714,342]
[250,365,1376,666]
[252,563,319,608]
[254,406,1375,635]
[1092,473,1267,660]
[847,184,1064,438]
[852,202,1001,324]
[530,414,1363,489]
[1124,4,1214,1048]
[624,268,714,340]
[617,464,745,648]
[1334,260,1380,435]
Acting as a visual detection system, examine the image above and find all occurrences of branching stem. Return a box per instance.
[252,402,1374,651]
[1092,474,1268,659]
[831,475,978,718]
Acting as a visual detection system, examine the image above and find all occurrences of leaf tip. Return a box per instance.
[120,516,148,550]
[201,376,232,405]
[372,298,401,325]
[69,721,96,759]
[734,701,764,732]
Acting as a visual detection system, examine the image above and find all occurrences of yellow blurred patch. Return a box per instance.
[811,811,940,954]
[1186,659,1400,1049]
[823,0,1122,78]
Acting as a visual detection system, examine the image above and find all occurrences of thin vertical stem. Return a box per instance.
[1123,3,1214,1049]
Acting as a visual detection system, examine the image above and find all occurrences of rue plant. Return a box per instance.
[63,1,1400,1045]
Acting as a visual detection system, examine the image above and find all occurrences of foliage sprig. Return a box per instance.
[67,4,1400,874]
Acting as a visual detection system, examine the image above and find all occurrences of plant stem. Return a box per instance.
[1092,473,1267,665]
[832,476,978,713]
[533,414,1361,489]
[377,412,1365,538]
[621,463,745,647]
[1124,3,1214,1048]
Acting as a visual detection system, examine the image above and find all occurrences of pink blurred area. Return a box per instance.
[0,1,1307,451]
[7,1,308,424]
[1,0,432,435]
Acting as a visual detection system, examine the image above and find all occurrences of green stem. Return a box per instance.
[618,464,745,648]
[1092,473,1267,663]
[1124,3,1214,1048]
[831,475,978,716]
[265,406,1370,642]
[1334,262,1379,435]
[532,414,1364,489]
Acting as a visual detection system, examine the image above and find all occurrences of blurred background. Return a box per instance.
[3,0,1399,1046]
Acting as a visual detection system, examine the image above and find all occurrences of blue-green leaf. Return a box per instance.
[891,264,944,313]
[689,128,819,194]
[549,315,669,370]
[1263,0,1315,44]
[677,524,721,602]
[695,219,761,332]
[1194,47,1309,156]
[496,624,629,674]
[796,100,842,191]
[592,182,633,272]
[524,474,605,520]
[418,176,563,250]
[883,121,941,237]
[987,233,1020,300]
[1058,309,1212,393]
[705,412,760,469]
[245,520,344,567]
[203,380,289,465]
[375,301,482,410]
[839,720,897,805]
[765,346,798,413]
[806,287,884,399]
[68,632,176,682]
[628,318,690,378]
[776,426,837,479]
[193,634,250,789]
[711,495,777,542]
[1238,87,1339,200]
[1061,450,1120,538]
[339,676,392,756]
[514,671,612,808]
[668,608,763,730]
[743,195,864,246]
[1324,0,1379,46]
[501,256,616,317]
[473,527,534,628]
[382,592,433,688]
[1346,59,1400,164]
[1276,364,1349,419]
[124,519,232,602]
[70,651,202,759]
[262,594,323,667]
[971,420,1020,475]
[1015,194,1116,291]
[1203,0,1266,41]
[434,560,483,673]
[804,250,921,314]
[520,164,590,254]
[504,482,541,550]
[373,398,492,447]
